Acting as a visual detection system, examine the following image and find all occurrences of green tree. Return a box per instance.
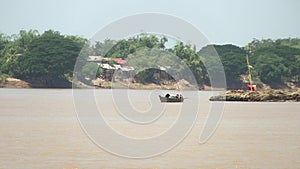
[253,52,288,87]
[94,39,116,56]
[199,44,246,89]
[105,34,166,59]
[0,30,39,76]
[173,42,205,87]
[251,45,300,88]
[19,30,85,87]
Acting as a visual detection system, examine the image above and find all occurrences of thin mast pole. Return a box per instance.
[246,53,252,85]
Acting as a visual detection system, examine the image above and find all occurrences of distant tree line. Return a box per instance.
[0,29,300,88]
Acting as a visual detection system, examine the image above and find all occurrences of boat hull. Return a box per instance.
[159,95,184,103]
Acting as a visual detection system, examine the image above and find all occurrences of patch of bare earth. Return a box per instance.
[0,78,30,88]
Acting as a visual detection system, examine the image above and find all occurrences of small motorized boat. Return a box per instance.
[159,94,184,103]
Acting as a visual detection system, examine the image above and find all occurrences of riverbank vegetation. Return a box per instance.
[0,29,300,89]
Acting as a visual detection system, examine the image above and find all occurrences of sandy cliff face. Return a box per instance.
[0,78,30,88]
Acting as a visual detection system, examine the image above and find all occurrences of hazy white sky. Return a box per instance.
[1,0,299,46]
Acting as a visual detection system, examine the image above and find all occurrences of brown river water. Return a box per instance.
[0,89,299,169]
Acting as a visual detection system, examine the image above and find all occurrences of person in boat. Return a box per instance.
[179,94,183,99]
[165,93,183,100]
[165,94,177,99]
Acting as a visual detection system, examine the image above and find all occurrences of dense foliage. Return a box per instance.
[0,29,300,89]
[248,40,300,88]
[0,30,86,87]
